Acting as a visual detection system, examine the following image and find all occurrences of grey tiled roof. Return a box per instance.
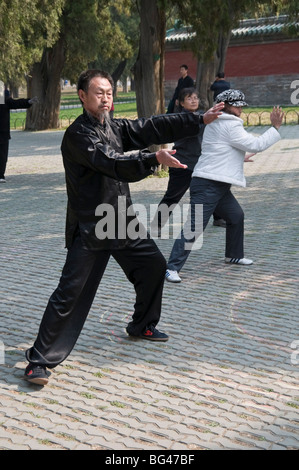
[166,15,298,42]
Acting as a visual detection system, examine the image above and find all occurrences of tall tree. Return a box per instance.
[26,0,133,130]
[175,0,299,108]
[174,0,249,108]
[134,0,168,118]
[134,0,299,115]
[0,0,64,89]
[89,0,138,96]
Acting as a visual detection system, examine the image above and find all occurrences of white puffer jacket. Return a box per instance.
[192,113,281,187]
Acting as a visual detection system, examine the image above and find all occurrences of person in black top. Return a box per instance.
[24,69,224,385]
[0,89,37,182]
[167,65,194,113]
[152,88,225,236]
[210,73,231,101]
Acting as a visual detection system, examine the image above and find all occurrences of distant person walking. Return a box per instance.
[0,89,37,182]
[167,65,194,114]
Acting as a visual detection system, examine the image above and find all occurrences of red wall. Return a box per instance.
[165,41,299,80]
[165,51,197,81]
[226,41,299,76]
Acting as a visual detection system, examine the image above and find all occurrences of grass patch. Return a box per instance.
[10,91,299,130]
[10,98,138,130]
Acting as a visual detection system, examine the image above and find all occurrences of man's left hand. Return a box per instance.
[156,149,187,169]
[203,102,224,124]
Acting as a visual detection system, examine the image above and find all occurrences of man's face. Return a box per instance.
[78,76,113,121]
[180,67,188,78]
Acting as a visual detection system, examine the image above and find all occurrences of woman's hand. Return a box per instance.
[244,153,256,162]
[270,106,284,130]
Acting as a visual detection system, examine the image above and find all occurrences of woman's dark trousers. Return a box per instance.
[167,177,244,272]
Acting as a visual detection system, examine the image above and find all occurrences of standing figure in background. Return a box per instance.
[152,87,225,236]
[167,65,194,114]
[210,73,231,102]
[0,89,37,183]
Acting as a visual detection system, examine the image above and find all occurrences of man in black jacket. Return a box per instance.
[0,89,37,182]
[210,73,231,102]
[24,69,223,385]
[167,65,194,113]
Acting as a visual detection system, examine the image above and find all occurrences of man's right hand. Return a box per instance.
[156,149,187,169]
[28,96,39,104]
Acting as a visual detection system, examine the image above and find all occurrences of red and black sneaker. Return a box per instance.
[24,363,50,386]
[140,326,169,342]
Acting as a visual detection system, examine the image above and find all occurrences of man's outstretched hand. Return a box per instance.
[155,103,225,168]
[156,149,187,169]
[203,102,224,124]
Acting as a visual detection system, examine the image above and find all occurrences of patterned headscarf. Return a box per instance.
[216,89,248,107]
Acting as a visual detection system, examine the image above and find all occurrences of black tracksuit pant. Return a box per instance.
[0,141,9,179]
[26,233,166,368]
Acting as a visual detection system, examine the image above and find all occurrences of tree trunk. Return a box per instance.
[134,0,167,171]
[25,38,65,131]
[112,59,127,96]
[217,30,231,75]
[134,0,166,118]
[196,29,231,110]
[8,82,19,98]
[196,59,217,110]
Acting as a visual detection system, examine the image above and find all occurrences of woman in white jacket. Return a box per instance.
[166,89,284,283]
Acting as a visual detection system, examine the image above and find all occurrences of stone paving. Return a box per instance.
[0,125,298,450]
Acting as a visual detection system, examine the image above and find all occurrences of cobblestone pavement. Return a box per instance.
[0,126,298,450]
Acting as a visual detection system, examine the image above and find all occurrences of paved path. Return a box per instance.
[0,126,298,450]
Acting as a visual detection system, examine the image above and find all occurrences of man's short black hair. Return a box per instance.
[180,64,188,70]
[77,69,114,95]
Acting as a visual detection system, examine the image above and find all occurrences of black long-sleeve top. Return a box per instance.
[61,110,203,250]
[0,97,32,142]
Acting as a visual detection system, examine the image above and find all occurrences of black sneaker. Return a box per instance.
[126,325,169,342]
[141,327,169,342]
[24,363,50,385]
